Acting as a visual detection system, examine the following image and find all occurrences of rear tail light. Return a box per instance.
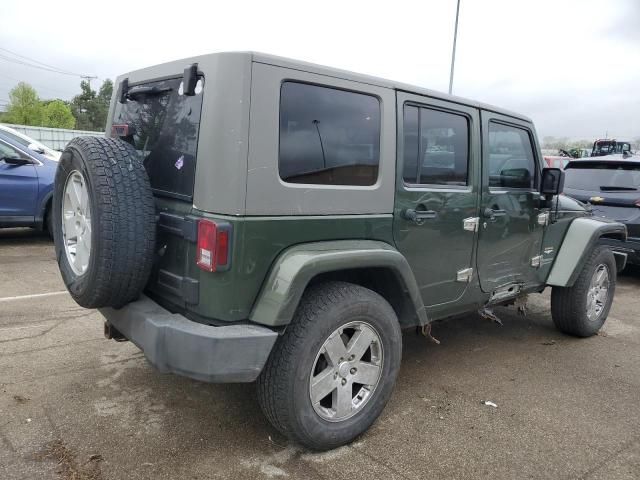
[196,219,231,272]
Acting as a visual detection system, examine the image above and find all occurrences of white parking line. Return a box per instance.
[0,291,68,303]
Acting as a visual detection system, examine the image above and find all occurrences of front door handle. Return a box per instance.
[483,207,507,221]
[403,208,437,223]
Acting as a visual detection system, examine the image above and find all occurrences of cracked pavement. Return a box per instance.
[1,228,639,479]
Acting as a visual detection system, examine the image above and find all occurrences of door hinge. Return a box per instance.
[463,217,479,232]
[537,212,550,226]
[531,255,543,268]
[456,267,473,282]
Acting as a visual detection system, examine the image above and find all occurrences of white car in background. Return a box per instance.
[0,124,61,161]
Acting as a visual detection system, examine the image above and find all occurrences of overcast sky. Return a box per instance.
[1,0,638,139]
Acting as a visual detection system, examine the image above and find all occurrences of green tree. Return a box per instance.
[4,82,43,126]
[42,100,76,129]
[71,79,113,131]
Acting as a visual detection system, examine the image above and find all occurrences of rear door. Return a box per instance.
[477,112,544,293]
[109,75,205,308]
[393,93,480,307]
[0,140,38,222]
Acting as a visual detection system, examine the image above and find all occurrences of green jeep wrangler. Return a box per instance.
[52,52,627,451]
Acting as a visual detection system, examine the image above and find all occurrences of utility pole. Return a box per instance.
[448,0,461,95]
[81,75,98,89]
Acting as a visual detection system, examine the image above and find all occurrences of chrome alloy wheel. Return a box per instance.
[586,264,609,321]
[61,170,92,275]
[309,321,383,422]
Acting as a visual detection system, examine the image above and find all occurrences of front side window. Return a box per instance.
[279,82,380,186]
[488,122,537,189]
[0,141,27,161]
[402,105,469,186]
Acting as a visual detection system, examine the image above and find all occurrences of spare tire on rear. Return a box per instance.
[53,136,156,308]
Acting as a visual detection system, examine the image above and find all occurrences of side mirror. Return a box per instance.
[540,168,564,197]
[28,143,45,154]
[500,168,531,189]
[2,154,31,165]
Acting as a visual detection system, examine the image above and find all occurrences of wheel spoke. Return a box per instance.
[352,362,381,386]
[596,288,608,304]
[334,384,353,418]
[70,180,82,211]
[595,268,606,286]
[80,183,89,214]
[310,367,337,403]
[347,326,376,361]
[75,239,89,268]
[323,334,348,366]
[63,214,76,237]
[83,227,92,252]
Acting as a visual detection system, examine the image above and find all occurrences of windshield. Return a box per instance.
[111,76,203,200]
[565,162,640,190]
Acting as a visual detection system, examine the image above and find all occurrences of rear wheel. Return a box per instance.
[257,281,402,450]
[551,246,617,337]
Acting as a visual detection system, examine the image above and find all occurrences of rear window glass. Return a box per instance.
[279,82,380,186]
[402,105,469,186]
[111,76,203,199]
[565,162,640,190]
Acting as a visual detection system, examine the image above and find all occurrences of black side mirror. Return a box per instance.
[2,154,31,165]
[540,168,564,197]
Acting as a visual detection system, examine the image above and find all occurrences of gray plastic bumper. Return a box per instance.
[99,295,278,383]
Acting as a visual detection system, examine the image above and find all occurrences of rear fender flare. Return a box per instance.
[546,217,627,287]
[249,240,427,327]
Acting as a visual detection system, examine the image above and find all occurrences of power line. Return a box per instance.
[0,54,82,77]
[0,47,83,76]
[0,49,98,80]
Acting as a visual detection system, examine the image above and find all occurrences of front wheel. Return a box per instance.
[256,281,402,450]
[551,246,617,337]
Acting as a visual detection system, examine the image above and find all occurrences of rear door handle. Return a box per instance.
[483,207,507,220]
[403,208,437,223]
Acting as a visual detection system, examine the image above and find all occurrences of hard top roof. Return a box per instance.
[122,51,533,124]
[251,52,531,122]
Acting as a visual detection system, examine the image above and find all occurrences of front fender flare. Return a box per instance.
[249,240,427,327]
[546,217,627,287]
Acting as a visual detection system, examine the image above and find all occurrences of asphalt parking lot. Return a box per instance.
[1,228,639,480]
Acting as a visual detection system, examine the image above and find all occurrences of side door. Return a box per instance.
[0,140,39,222]
[393,93,480,307]
[477,112,544,294]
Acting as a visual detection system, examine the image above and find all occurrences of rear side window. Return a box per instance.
[403,105,469,185]
[488,122,537,189]
[279,82,380,186]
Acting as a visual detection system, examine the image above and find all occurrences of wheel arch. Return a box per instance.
[248,240,427,328]
[546,217,627,287]
[36,191,53,230]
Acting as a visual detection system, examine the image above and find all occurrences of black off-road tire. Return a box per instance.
[53,136,156,309]
[551,246,617,337]
[256,281,402,451]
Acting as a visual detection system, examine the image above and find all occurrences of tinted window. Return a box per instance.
[0,130,30,148]
[279,82,380,186]
[403,106,469,185]
[565,162,640,190]
[0,140,27,160]
[112,76,203,199]
[488,122,537,189]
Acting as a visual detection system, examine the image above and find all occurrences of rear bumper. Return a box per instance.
[99,295,278,383]
[600,236,640,265]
